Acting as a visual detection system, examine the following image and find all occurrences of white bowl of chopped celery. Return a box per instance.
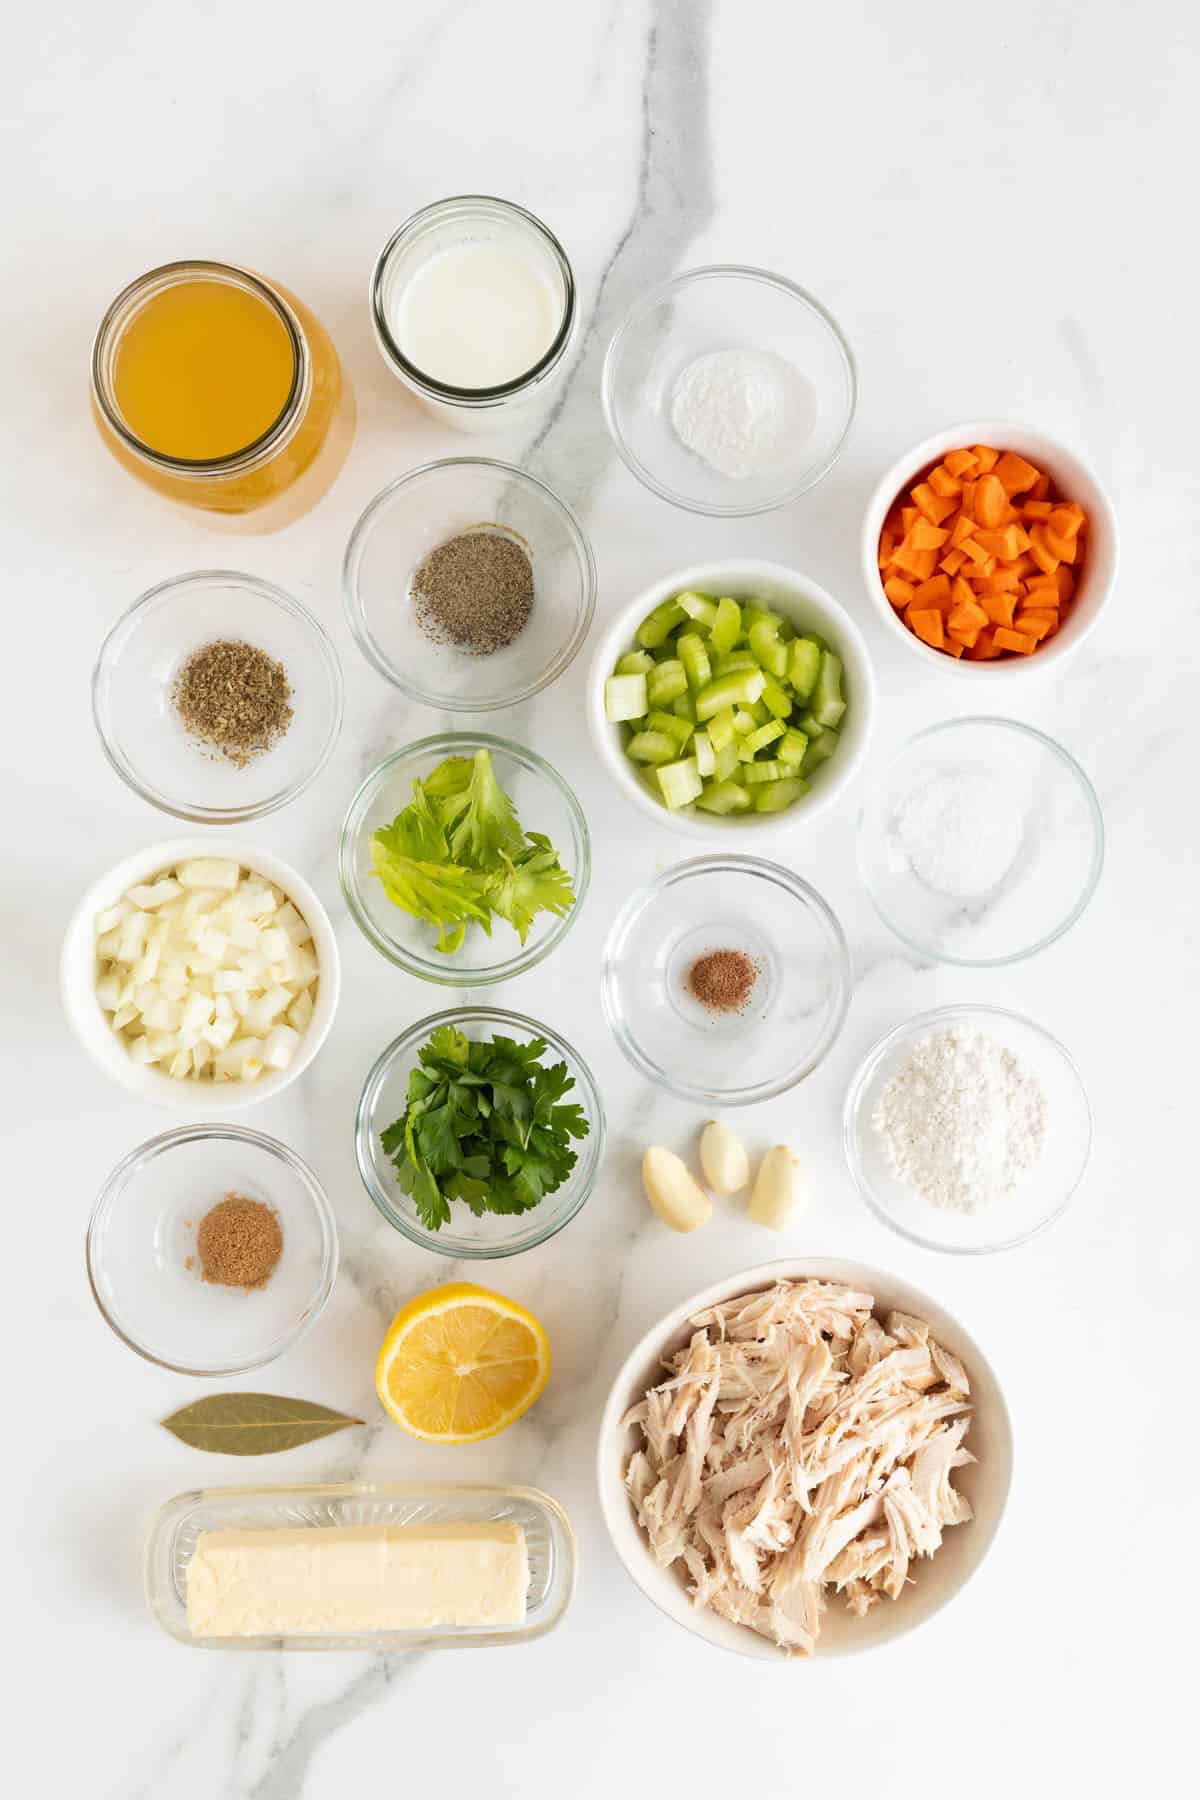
[589,561,875,836]
[61,839,340,1109]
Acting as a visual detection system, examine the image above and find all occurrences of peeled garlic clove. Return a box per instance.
[642,1147,713,1233]
[699,1120,749,1195]
[748,1145,809,1230]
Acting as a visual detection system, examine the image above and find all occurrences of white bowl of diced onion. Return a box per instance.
[61,840,340,1109]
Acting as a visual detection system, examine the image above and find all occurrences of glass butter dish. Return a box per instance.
[146,1480,576,1651]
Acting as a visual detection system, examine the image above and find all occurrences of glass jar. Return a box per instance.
[370,197,576,432]
[91,260,355,529]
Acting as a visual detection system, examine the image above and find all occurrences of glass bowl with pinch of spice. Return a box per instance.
[86,1123,338,1375]
[600,853,851,1104]
[92,570,343,823]
[342,458,595,711]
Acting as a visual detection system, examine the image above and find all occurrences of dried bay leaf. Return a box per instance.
[161,1393,364,1456]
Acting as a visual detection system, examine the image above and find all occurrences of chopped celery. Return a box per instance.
[742,719,785,756]
[605,673,648,722]
[707,706,736,751]
[743,760,785,785]
[731,708,757,735]
[627,730,679,765]
[636,598,685,648]
[713,739,740,781]
[677,590,718,628]
[777,727,809,767]
[760,672,792,720]
[787,636,821,700]
[677,632,713,695]
[655,757,703,809]
[647,710,694,749]
[616,649,655,677]
[695,668,765,720]
[671,693,696,719]
[747,619,789,679]
[714,651,759,675]
[744,606,784,634]
[709,596,742,653]
[647,659,688,706]
[696,779,752,816]
[693,729,716,777]
[745,697,770,726]
[810,651,846,728]
[754,776,808,812]
[801,726,839,773]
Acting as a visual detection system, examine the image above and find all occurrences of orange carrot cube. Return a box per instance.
[883,576,915,610]
[992,627,1037,654]
[993,451,1042,496]
[912,573,952,610]
[910,518,950,550]
[911,482,958,525]
[973,475,1007,529]
[928,464,962,499]
[907,607,945,649]
[944,448,979,478]
[971,445,999,473]
[939,547,967,576]
[979,591,1016,629]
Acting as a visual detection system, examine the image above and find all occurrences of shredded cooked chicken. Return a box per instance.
[622,1280,975,1655]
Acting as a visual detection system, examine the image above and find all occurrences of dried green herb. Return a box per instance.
[172,639,293,767]
[161,1393,363,1456]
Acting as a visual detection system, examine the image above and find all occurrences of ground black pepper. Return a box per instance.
[410,529,534,655]
[173,639,293,767]
[687,947,760,1014]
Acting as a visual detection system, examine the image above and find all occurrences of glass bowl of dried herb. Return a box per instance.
[342,459,596,711]
[92,570,344,823]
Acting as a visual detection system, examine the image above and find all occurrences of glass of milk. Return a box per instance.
[371,196,576,429]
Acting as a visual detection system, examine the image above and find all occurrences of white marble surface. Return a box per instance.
[7,1,1198,1793]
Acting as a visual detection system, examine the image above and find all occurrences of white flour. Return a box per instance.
[895,771,1024,899]
[670,347,814,479]
[872,1026,1047,1213]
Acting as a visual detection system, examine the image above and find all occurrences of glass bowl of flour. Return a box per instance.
[843,1004,1092,1254]
[601,265,856,516]
[857,717,1104,965]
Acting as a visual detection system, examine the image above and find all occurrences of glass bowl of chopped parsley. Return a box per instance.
[355,1006,605,1257]
[339,733,590,984]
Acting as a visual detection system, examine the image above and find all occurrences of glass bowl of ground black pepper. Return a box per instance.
[600,854,851,1104]
[342,459,596,711]
[92,570,344,823]
[86,1123,338,1375]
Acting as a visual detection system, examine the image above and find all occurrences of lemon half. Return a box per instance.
[375,1282,551,1444]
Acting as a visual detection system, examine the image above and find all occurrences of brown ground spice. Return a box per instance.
[195,1193,283,1290]
[173,639,294,767]
[687,947,759,1014]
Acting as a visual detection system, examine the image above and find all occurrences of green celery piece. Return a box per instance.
[647,709,693,749]
[677,632,713,695]
[713,739,740,781]
[695,668,765,721]
[760,673,793,721]
[731,707,756,735]
[693,729,716,777]
[744,606,784,634]
[707,706,736,751]
[615,649,655,677]
[646,658,688,706]
[747,618,788,679]
[437,749,524,868]
[777,727,810,767]
[714,651,758,675]
[745,697,770,726]
[636,598,685,648]
[671,693,696,720]
[801,727,840,774]
[677,590,718,629]
[810,651,847,728]
[605,672,648,722]
[743,760,784,785]
[627,729,679,765]
[709,596,742,653]
[655,757,703,810]
[787,636,822,701]
[754,776,808,812]
[696,778,752,816]
[742,719,785,756]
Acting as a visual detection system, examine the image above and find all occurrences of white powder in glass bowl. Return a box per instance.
[670,347,815,480]
[894,771,1025,899]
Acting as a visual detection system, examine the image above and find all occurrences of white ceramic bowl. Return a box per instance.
[61,838,340,1110]
[861,419,1118,678]
[597,1258,1013,1661]
[587,560,876,841]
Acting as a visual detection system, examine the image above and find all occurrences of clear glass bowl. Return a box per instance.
[342,459,595,711]
[843,1004,1093,1254]
[339,733,590,985]
[356,1006,605,1257]
[602,265,856,517]
[857,717,1104,966]
[600,855,851,1104]
[92,570,344,823]
[87,1124,338,1374]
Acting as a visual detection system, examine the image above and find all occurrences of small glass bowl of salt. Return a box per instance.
[602,265,856,516]
[857,717,1104,966]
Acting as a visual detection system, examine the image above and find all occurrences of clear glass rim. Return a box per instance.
[91,260,310,476]
[601,262,858,518]
[91,568,345,824]
[354,1005,606,1257]
[86,1122,340,1374]
[370,195,577,402]
[338,731,591,984]
[341,458,597,710]
[842,1002,1094,1256]
[856,715,1105,968]
[600,852,852,1105]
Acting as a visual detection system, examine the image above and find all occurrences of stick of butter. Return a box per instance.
[185,1521,529,1638]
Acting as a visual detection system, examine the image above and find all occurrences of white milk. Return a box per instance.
[390,240,562,390]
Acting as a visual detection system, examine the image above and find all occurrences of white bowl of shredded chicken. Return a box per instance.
[597,1260,1012,1659]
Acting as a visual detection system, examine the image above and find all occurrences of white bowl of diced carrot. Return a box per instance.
[862,422,1118,671]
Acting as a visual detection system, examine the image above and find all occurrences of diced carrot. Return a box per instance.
[878,529,896,569]
[1054,565,1076,604]
[883,576,915,610]
[1028,525,1060,574]
[910,518,949,550]
[908,607,945,649]
[974,474,1007,528]
[972,445,999,473]
[957,481,977,522]
[1028,472,1051,500]
[901,507,920,535]
[948,598,988,635]
[993,627,1037,654]
[912,573,952,610]
[1021,499,1053,520]
[950,574,977,607]
[948,512,977,547]
[911,482,958,525]
[973,524,1027,560]
[1010,552,1038,577]
[979,591,1016,628]
[1012,611,1057,641]
[927,464,962,499]
[939,547,967,576]
[1043,524,1078,563]
[959,535,992,567]
[944,448,978,478]
[972,554,996,578]
[976,567,1021,595]
[941,638,966,658]
[1051,502,1085,536]
[993,451,1042,496]
[967,627,1000,660]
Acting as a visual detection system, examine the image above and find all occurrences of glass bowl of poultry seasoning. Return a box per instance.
[342,458,596,711]
[92,570,344,823]
[86,1123,338,1375]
